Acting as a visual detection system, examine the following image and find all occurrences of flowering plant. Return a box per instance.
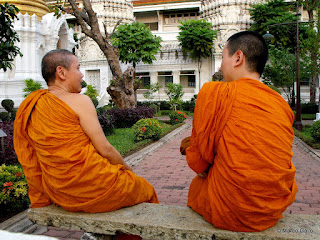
[132,118,163,141]
[169,111,187,125]
[0,164,29,214]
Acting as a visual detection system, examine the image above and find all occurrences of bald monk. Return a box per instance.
[14,50,158,217]
[183,31,298,232]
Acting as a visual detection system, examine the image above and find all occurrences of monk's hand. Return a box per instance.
[197,172,208,179]
[180,136,191,155]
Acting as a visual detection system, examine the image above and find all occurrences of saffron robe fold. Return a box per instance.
[14,89,158,212]
[186,78,298,232]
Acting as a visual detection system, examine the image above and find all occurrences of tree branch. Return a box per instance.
[82,0,101,37]
[110,20,122,39]
[67,0,94,39]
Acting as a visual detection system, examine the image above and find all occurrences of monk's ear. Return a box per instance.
[234,50,245,67]
[56,66,66,80]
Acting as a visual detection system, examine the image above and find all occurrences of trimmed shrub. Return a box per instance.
[107,106,154,128]
[310,120,320,142]
[132,118,162,141]
[0,112,9,121]
[98,113,115,136]
[301,102,318,114]
[181,100,195,112]
[0,121,17,165]
[0,164,29,215]
[169,111,187,124]
[1,99,14,112]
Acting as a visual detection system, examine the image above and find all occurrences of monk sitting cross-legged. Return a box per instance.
[14,49,158,240]
[182,31,298,232]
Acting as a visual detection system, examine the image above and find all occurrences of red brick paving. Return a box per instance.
[36,117,320,239]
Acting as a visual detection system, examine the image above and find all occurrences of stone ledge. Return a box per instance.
[28,203,320,240]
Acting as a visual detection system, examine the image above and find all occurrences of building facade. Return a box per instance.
[1,0,316,108]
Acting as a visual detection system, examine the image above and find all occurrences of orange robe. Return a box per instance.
[186,78,298,232]
[14,89,158,212]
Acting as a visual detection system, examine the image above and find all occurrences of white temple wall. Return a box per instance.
[0,12,75,108]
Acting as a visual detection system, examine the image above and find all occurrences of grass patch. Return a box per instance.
[302,113,316,120]
[294,125,320,150]
[108,120,184,157]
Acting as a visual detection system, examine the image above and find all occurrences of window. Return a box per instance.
[158,71,173,86]
[163,12,199,25]
[180,70,195,88]
[145,22,158,31]
[137,72,150,87]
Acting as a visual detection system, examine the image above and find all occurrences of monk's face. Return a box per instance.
[220,42,234,82]
[65,56,84,93]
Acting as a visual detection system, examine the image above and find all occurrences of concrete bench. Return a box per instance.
[28,203,320,240]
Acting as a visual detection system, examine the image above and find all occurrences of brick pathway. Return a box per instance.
[39,117,320,239]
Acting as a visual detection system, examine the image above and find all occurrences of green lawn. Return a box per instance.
[302,113,316,120]
[107,120,184,157]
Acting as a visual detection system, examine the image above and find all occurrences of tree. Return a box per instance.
[262,45,310,106]
[0,3,23,72]
[143,82,161,100]
[249,0,304,51]
[111,21,162,102]
[301,0,320,103]
[55,0,139,109]
[23,79,42,97]
[165,83,184,110]
[177,19,217,90]
[111,21,162,71]
[262,46,296,105]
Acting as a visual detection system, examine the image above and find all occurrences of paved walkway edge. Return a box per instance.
[126,121,192,167]
[294,136,320,164]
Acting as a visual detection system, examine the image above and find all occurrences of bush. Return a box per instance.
[96,105,111,116]
[0,112,9,121]
[132,118,162,141]
[301,102,318,114]
[181,100,195,112]
[169,111,187,124]
[1,99,14,112]
[0,121,18,165]
[98,113,115,136]
[310,120,320,142]
[91,97,99,108]
[81,80,87,88]
[107,106,154,128]
[0,164,29,215]
[23,78,42,97]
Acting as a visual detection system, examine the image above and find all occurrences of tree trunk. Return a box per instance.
[107,66,136,109]
[307,5,317,103]
[198,56,201,90]
[68,0,136,109]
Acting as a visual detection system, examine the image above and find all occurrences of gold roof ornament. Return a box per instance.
[0,0,50,20]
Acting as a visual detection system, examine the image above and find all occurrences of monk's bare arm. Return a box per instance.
[72,95,132,171]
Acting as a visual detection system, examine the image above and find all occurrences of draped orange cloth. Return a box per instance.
[186,78,298,232]
[14,90,158,212]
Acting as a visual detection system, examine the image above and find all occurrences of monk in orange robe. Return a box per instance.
[14,49,158,215]
[184,31,298,232]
